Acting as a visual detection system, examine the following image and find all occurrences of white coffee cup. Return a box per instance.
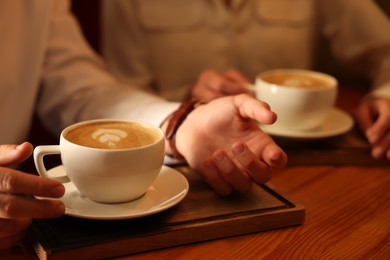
[254,69,338,131]
[34,119,165,203]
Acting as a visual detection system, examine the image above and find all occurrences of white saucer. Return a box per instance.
[260,108,354,140]
[41,165,189,220]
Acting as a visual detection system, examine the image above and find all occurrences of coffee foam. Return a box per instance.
[262,73,332,88]
[92,128,129,148]
[65,122,161,149]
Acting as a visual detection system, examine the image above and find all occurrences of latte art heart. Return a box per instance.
[92,129,128,147]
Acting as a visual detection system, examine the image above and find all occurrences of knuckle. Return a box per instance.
[213,82,225,92]
[0,172,16,193]
[0,196,18,218]
[199,70,213,81]
[41,202,57,218]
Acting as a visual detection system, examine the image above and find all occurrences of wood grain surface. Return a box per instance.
[29,166,304,260]
[111,165,389,260]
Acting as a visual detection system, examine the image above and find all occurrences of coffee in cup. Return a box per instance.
[254,69,338,131]
[260,72,333,89]
[34,119,165,203]
[64,121,161,149]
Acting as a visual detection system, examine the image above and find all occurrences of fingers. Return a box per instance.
[0,194,65,219]
[211,150,252,192]
[0,169,65,218]
[0,168,65,251]
[201,149,253,196]
[192,70,251,101]
[0,193,64,250]
[0,168,65,198]
[0,218,31,240]
[233,94,277,125]
[260,142,288,169]
[193,70,222,99]
[223,69,251,85]
[355,98,390,160]
[0,143,33,167]
[355,101,373,133]
[371,131,390,160]
[201,142,283,196]
[232,142,271,184]
[363,99,390,144]
[202,159,233,196]
[0,223,28,250]
[201,70,236,96]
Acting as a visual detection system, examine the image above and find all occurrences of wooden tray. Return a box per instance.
[30,166,305,260]
[276,125,389,166]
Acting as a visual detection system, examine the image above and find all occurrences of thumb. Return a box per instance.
[0,142,33,166]
[233,94,277,125]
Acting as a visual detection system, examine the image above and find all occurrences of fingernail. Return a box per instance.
[233,143,245,155]
[372,147,384,158]
[270,152,281,162]
[213,151,225,162]
[53,185,65,197]
[16,142,27,150]
[366,129,378,144]
[56,202,66,215]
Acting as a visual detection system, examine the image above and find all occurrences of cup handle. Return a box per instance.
[33,145,69,183]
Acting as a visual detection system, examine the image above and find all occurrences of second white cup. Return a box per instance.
[254,69,338,131]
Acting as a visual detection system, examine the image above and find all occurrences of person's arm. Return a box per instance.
[190,69,253,102]
[37,0,177,135]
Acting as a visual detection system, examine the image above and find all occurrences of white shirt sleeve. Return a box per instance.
[36,0,179,135]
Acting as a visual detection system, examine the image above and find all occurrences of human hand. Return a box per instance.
[355,97,390,160]
[190,69,253,102]
[175,94,287,195]
[0,142,65,251]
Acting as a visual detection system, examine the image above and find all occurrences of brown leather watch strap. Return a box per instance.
[162,99,204,160]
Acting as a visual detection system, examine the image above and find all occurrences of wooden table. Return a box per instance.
[11,85,390,259]
[16,163,390,260]
[112,85,390,259]
[106,166,388,260]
